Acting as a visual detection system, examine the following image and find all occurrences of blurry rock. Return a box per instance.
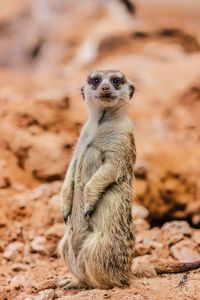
[170,239,200,262]
[135,164,148,179]
[46,223,65,238]
[137,148,199,223]
[31,236,47,255]
[135,218,150,232]
[0,176,11,188]
[161,221,191,245]
[132,203,149,219]
[35,289,55,300]
[49,194,61,209]
[11,263,28,272]
[14,182,61,204]
[167,234,184,246]
[143,42,185,60]
[27,184,50,200]
[135,243,151,256]
[132,255,157,278]
[49,194,63,223]
[192,214,200,226]
[136,180,148,199]
[143,239,163,250]
[35,279,57,292]
[192,230,200,245]
[0,210,7,227]
[3,242,24,261]
[10,274,31,289]
[162,221,191,234]
[24,244,35,264]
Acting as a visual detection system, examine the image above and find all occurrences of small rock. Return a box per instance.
[103,292,111,299]
[3,242,24,261]
[192,214,200,226]
[31,236,47,255]
[11,263,28,271]
[162,221,191,236]
[133,203,149,219]
[135,243,151,256]
[135,218,150,232]
[162,221,192,245]
[143,238,163,249]
[132,255,157,278]
[35,289,55,300]
[170,239,200,262]
[135,165,148,179]
[10,274,31,289]
[35,279,57,292]
[192,230,200,245]
[30,184,50,200]
[136,180,148,199]
[0,211,7,227]
[46,223,65,238]
[168,233,184,246]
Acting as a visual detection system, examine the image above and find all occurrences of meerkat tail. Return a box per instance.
[154,260,200,275]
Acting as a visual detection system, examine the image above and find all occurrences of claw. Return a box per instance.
[62,209,71,224]
[58,277,87,290]
[84,205,95,221]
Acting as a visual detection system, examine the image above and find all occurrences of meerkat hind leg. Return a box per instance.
[59,277,88,290]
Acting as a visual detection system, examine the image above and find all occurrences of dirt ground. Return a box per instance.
[0,1,200,299]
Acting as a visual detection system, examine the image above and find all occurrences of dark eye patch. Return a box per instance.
[92,77,101,85]
[111,77,121,85]
[110,76,126,87]
[87,75,101,87]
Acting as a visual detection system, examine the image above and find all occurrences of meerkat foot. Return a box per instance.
[59,277,87,290]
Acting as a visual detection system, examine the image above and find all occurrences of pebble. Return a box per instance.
[3,242,24,261]
[192,230,200,245]
[135,218,150,233]
[134,243,151,256]
[162,221,192,246]
[35,289,55,300]
[170,239,200,262]
[11,263,28,271]
[133,203,149,219]
[45,223,65,238]
[162,221,191,236]
[10,274,31,289]
[31,236,47,255]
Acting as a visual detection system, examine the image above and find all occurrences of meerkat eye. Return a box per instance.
[111,77,121,85]
[92,77,101,85]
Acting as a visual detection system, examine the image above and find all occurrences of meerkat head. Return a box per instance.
[81,70,135,108]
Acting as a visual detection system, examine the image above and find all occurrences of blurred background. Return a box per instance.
[0,1,200,299]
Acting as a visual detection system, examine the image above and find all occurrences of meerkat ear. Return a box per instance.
[81,86,85,99]
[129,82,135,100]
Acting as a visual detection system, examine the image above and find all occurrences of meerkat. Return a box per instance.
[59,69,136,289]
[58,69,200,290]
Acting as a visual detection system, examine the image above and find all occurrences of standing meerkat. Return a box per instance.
[59,69,136,289]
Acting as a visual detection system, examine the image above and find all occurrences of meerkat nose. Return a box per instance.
[101,84,110,91]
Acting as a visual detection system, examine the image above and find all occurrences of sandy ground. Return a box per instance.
[0,1,200,299]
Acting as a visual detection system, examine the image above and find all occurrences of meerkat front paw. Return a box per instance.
[61,184,73,224]
[62,206,71,224]
[84,204,96,221]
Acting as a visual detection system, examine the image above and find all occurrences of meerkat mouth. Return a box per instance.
[99,93,117,100]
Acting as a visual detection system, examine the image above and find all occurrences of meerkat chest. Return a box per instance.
[77,120,99,156]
